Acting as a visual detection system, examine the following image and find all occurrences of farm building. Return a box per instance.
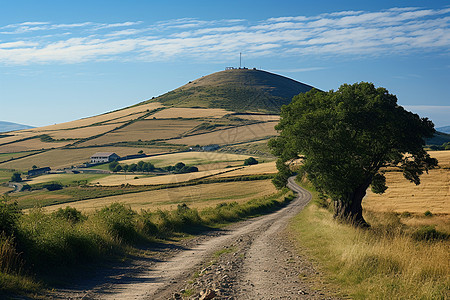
[28,167,51,177]
[90,152,120,164]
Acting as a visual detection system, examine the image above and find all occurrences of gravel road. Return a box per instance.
[53,177,339,299]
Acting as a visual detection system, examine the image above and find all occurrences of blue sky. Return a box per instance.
[1,0,449,127]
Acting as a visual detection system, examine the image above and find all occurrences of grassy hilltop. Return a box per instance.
[144,68,314,113]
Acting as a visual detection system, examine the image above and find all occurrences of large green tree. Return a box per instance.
[269,82,438,226]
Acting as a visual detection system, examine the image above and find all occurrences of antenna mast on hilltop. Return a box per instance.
[239,52,242,68]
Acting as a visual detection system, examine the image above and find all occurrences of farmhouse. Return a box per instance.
[90,152,120,164]
[28,167,51,177]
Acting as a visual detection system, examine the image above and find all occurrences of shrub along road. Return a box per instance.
[53,177,339,299]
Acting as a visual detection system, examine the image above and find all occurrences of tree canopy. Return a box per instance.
[269,82,438,226]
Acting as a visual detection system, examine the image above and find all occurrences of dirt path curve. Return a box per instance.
[54,178,338,299]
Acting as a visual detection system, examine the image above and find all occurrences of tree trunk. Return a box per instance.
[333,179,371,227]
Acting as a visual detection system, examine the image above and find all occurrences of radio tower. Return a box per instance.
[240,52,242,68]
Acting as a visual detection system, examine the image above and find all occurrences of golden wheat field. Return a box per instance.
[123,151,252,167]
[0,138,73,153]
[148,107,230,119]
[46,124,119,139]
[363,150,450,214]
[27,102,163,131]
[94,168,240,186]
[168,122,278,145]
[212,161,277,178]
[0,131,39,145]
[100,112,147,124]
[43,180,277,213]
[79,119,202,146]
[233,114,280,121]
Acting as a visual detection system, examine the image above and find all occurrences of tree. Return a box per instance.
[108,161,119,171]
[174,162,186,171]
[269,82,438,226]
[113,164,123,172]
[11,172,22,182]
[244,157,258,166]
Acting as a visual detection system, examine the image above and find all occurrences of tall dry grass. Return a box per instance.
[290,184,449,299]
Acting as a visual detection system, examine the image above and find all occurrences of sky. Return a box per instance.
[0,0,449,128]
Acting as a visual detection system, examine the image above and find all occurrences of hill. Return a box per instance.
[143,69,314,113]
[0,121,34,133]
[436,126,450,134]
[426,131,450,146]
[0,69,314,171]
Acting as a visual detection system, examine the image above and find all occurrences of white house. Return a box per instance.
[90,152,120,164]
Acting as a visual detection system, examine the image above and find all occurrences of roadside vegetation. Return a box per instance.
[0,190,294,295]
[290,180,449,299]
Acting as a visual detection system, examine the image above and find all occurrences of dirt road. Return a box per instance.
[54,178,337,299]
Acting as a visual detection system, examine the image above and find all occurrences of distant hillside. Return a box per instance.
[426,131,450,146]
[0,121,34,133]
[436,126,450,134]
[144,69,315,113]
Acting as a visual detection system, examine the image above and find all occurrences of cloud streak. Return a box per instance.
[0,6,449,65]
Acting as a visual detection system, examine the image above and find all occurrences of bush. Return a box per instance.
[412,226,449,241]
[0,197,21,236]
[96,203,138,244]
[53,207,85,223]
[43,182,63,191]
[424,210,433,217]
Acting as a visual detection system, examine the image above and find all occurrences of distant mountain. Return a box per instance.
[143,68,315,113]
[0,121,34,133]
[436,126,450,134]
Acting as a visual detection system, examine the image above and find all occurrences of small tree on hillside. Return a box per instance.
[108,161,119,171]
[11,173,22,182]
[244,157,258,166]
[269,82,438,226]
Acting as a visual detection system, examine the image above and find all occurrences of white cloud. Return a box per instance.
[0,6,449,65]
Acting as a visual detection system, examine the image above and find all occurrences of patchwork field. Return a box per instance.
[42,180,277,213]
[0,138,74,153]
[363,150,450,214]
[0,151,40,163]
[212,161,277,178]
[168,121,278,145]
[94,168,239,186]
[47,124,119,139]
[26,173,108,185]
[80,119,202,146]
[122,151,253,167]
[233,114,280,121]
[148,107,229,119]
[26,102,163,131]
[0,146,172,171]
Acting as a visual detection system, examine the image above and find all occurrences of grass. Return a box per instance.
[40,180,278,213]
[214,246,236,257]
[0,188,294,295]
[289,181,449,299]
[26,173,108,186]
